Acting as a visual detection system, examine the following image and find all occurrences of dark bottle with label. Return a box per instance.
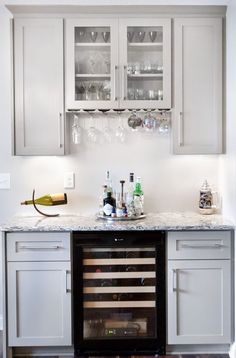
[103,192,116,216]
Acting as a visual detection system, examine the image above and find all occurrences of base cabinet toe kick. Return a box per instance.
[2,230,234,357]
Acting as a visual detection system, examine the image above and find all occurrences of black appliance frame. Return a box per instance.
[73,230,166,357]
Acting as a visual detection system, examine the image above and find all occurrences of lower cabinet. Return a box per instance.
[167,231,232,345]
[7,261,72,346]
[6,232,72,347]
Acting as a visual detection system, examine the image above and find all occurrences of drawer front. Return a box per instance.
[7,232,70,261]
[168,231,231,260]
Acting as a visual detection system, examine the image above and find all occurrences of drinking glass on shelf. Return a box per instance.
[127,31,134,43]
[78,30,85,42]
[137,31,145,42]
[90,31,98,42]
[149,31,157,42]
[157,89,163,100]
[72,114,82,144]
[102,31,110,43]
[87,82,98,101]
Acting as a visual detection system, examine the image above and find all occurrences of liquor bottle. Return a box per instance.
[126,173,136,216]
[103,192,116,216]
[133,177,144,215]
[105,170,113,194]
[21,193,67,206]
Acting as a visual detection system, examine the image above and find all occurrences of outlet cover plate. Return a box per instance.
[64,172,75,189]
[0,173,10,189]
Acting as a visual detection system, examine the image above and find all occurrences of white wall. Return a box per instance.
[0,0,224,331]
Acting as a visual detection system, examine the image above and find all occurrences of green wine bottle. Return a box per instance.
[21,193,67,206]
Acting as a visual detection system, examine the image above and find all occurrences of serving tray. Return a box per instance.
[96,214,146,221]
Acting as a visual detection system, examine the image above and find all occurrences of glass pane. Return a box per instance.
[127,26,163,101]
[83,246,157,339]
[74,26,111,101]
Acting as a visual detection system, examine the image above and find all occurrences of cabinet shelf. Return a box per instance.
[128,73,163,78]
[128,42,163,47]
[75,74,111,78]
[75,42,111,47]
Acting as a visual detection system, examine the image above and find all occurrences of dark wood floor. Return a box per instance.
[0,331,230,358]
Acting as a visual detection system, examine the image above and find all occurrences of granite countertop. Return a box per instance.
[0,212,234,232]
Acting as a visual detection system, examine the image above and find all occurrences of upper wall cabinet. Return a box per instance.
[14,19,64,156]
[172,18,223,154]
[65,18,171,110]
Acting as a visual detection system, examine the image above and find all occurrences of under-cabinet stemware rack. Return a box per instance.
[67,108,172,114]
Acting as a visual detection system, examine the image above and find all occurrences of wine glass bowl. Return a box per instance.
[149,31,157,42]
[78,30,85,41]
[128,111,143,131]
[102,31,110,43]
[137,31,145,42]
[90,31,98,42]
[127,31,134,43]
[143,110,156,132]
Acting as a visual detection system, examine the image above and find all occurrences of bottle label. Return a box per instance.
[103,203,113,216]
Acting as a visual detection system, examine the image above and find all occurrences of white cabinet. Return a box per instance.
[167,231,232,345]
[7,233,71,347]
[173,18,223,154]
[14,19,64,155]
[65,18,171,110]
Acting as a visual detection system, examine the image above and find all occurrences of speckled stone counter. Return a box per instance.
[0,212,234,232]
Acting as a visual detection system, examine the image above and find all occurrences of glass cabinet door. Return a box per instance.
[66,19,119,110]
[119,19,171,109]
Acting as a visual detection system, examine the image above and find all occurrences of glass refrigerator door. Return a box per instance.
[82,246,157,340]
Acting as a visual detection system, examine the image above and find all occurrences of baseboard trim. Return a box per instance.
[0,314,3,330]
[229,342,236,358]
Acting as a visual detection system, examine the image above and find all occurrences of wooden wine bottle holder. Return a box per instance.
[32,189,59,217]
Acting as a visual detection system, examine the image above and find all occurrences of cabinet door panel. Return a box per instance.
[14,18,64,155]
[168,260,231,344]
[7,261,71,346]
[66,18,119,110]
[119,18,171,109]
[173,18,222,154]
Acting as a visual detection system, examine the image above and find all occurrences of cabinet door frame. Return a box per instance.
[167,259,231,344]
[14,18,65,156]
[119,17,171,109]
[7,261,71,346]
[173,17,223,154]
[65,18,119,110]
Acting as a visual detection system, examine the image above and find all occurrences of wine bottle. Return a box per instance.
[21,193,67,206]
[105,170,113,194]
[133,177,144,215]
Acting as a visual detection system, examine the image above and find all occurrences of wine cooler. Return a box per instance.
[73,231,166,356]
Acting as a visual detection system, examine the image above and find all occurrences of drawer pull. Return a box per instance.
[172,269,177,292]
[181,243,224,249]
[65,270,71,293]
[18,245,62,250]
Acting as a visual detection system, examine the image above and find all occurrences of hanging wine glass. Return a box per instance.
[72,114,82,144]
[143,109,157,133]
[115,111,126,143]
[127,110,143,131]
[103,114,113,143]
[87,112,99,144]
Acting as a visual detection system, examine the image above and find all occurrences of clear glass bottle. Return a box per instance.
[133,177,144,215]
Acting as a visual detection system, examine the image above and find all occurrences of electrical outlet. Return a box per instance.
[0,173,10,189]
[64,172,75,189]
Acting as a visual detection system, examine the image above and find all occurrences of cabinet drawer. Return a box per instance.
[7,232,70,261]
[168,231,231,260]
